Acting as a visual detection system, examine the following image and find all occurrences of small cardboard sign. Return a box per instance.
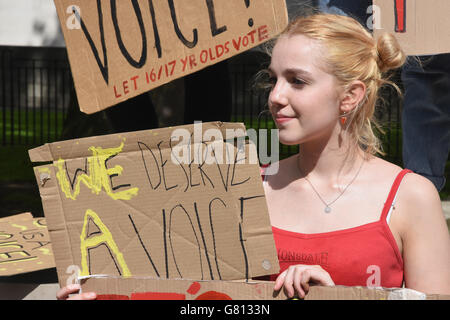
[54,0,288,113]
[29,122,279,287]
[0,213,55,276]
[373,0,450,55]
[80,275,450,300]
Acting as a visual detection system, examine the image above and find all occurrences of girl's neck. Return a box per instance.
[296,132,366,182]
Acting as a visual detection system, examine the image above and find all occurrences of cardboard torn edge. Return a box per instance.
[78,275,450,300]
[28,121,248,162]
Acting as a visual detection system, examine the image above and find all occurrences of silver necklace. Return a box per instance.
[300,160,364,214]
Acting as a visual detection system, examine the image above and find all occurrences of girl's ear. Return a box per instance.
[340,80,366,114]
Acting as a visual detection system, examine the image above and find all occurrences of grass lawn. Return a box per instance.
[0,145,37,182]
[1,109,65,145]
[0,145,44,217]
[0,108,66,217]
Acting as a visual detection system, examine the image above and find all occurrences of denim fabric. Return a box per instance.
[322,0,371,23]
[401,54,450,191]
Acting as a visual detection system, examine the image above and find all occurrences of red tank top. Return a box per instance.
[261,166,411,288]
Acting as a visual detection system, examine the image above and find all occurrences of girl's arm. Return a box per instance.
[398,173,450,294]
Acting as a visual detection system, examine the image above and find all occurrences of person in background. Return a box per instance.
[401,54,450,193]
[318,0,449,193]
[317,0,370,23]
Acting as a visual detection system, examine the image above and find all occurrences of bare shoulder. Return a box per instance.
[366,156,445,234]
[399,172,442,218]
[365,156,402,173]
[362,156,403,188]
[368,156,440,203]
[361,156,440,211]
[394,168,444,230]
[400,171,441,201]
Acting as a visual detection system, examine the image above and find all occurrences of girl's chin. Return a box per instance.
[277,133,303,146]
[277,126,311,146]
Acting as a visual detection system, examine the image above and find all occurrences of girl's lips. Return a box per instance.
[275,117,294,124]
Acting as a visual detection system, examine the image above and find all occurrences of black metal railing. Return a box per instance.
[0,46,403,164]
[0,47,73,146]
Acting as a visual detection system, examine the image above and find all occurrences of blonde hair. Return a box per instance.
[273,13,406,155]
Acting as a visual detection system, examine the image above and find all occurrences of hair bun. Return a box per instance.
[375,33,406,72]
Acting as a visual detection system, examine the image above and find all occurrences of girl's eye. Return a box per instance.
[291,78,306,86]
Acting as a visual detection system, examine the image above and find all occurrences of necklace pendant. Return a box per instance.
[324,206,331,213]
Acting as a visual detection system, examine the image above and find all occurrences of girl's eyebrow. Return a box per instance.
[267,66,313,78]
[284,68,313,78]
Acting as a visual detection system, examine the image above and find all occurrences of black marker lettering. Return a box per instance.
[76,1,109,84]
[29,241,51,250]
[105,154,132,191]
[189,159,200,188]
[65,158,88,191]
[197,142,215,188]
[20,231,45,241]
[231,146,250,186]
[157,141,178,191]
[162,209,169,278]
[169,136,190,192]
[128,214,160,277]
[194,202,214,279]
[148,0,162,58]
[169,204,204,279]
[238,195,265,281]
[212,145,231,191]
[168,0,198,48]
[87,243,122,276]
[138,141,162,190]
[205,0,227,36]
[208,197,226,280]
[111,0,147,68]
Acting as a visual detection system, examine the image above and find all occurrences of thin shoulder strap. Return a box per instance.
[260,164,270,183]
[380,169,413,222]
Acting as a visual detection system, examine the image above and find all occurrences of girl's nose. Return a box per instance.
[269,80,288,108]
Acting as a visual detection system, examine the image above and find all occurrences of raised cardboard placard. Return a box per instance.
[54,0,288,113]
[373,0,450,55]
[79,275,450,300]
[0,213,55,276]
[29,122,279,287]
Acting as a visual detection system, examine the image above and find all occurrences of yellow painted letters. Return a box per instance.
[79,209,131,277]
[55,141,139,200]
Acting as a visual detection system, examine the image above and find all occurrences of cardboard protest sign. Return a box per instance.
[80,275,450,300]
[81,276,286,300]
[373,0,450,55]
[0,213,55,276]
[29,122,279,287]
[54,0,288,113]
